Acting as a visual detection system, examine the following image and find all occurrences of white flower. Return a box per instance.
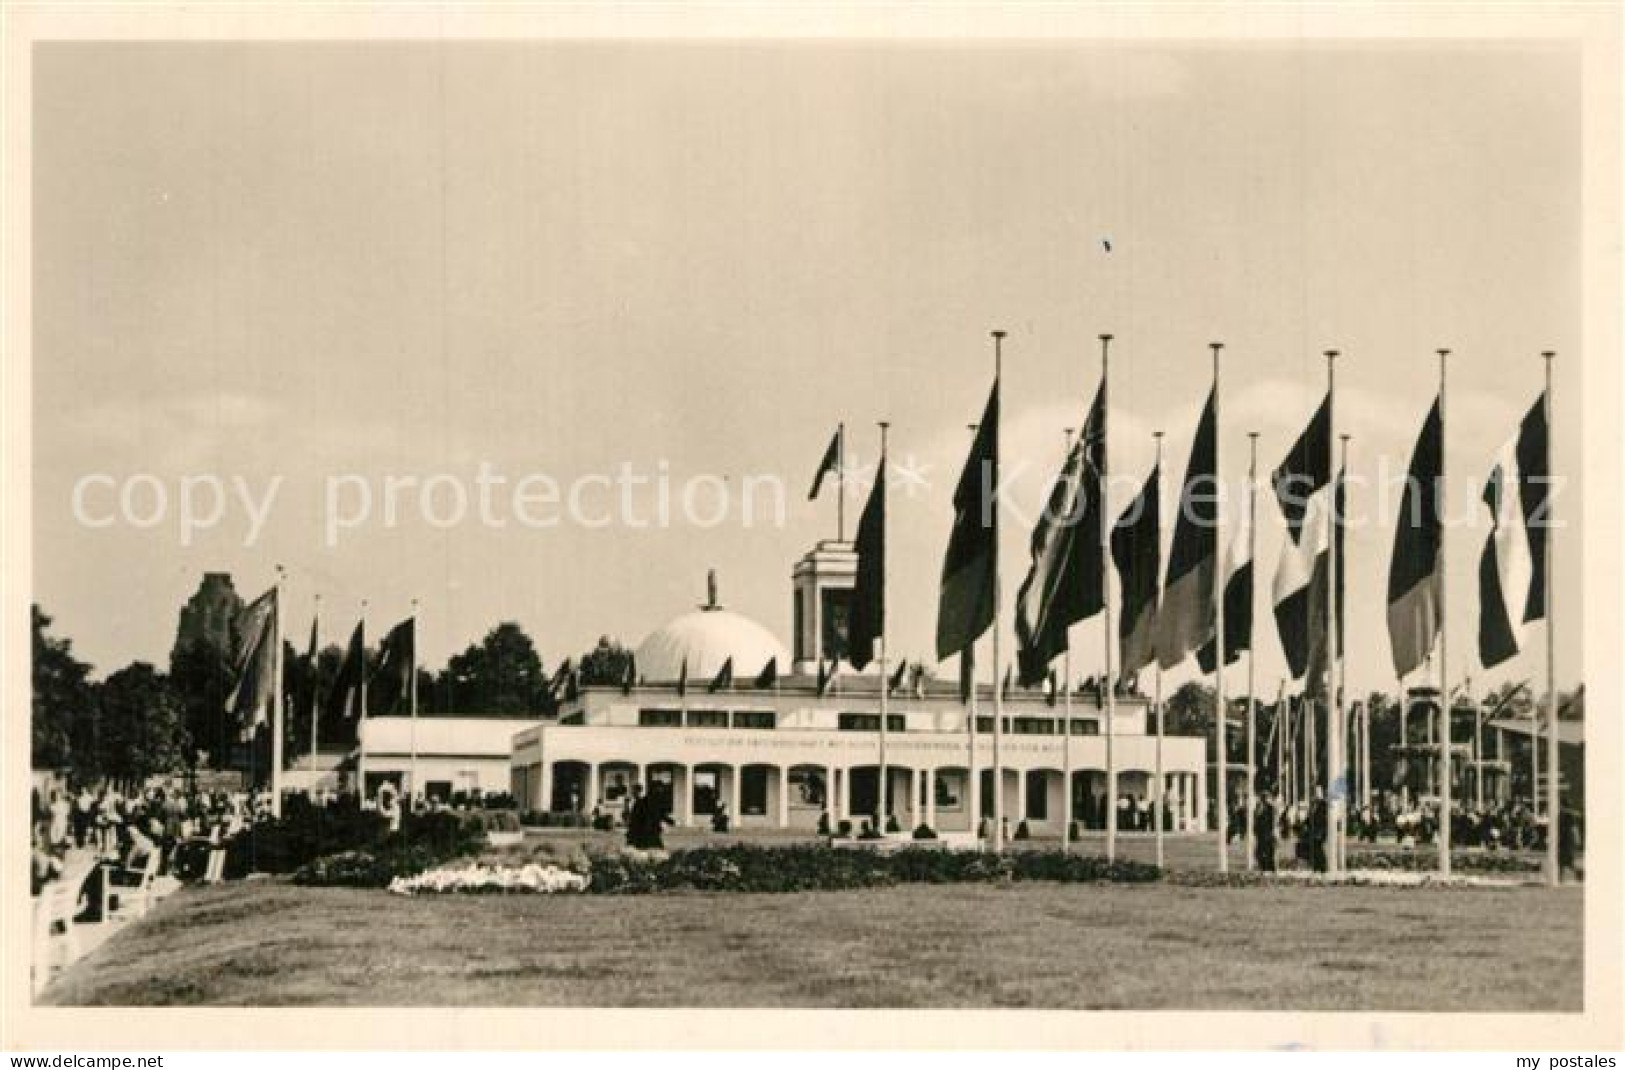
[389,862,589,896]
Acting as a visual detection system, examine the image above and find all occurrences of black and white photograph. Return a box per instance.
[4,1,1620,1055]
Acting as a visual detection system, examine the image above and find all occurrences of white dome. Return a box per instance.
[635,608,790,684]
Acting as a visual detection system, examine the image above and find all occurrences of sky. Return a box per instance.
[32,41,1583,700]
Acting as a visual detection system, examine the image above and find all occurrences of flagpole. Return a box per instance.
[1246,431,1259,870]
[1337,428,1351,872]
[410,597,420,801]
[1062,426,1076,854]
[1437,348,1453,879]
[838,421,847,544]
[1543,349,1559,886]
[991,330,1006,853]
[1324,349,1342,875]
[1153,430,1166,869]
[960,422,982,843]
[358,598,369,801]
[271,564,286,818]
[1211,341,1227,873]
[877,420,890,833]
[311,593,322,765]
[1100,334,1117,864]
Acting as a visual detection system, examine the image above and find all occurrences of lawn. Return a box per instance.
[43,872,1581,1009]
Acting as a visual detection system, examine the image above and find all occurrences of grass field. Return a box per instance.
[43,861,1582,1009]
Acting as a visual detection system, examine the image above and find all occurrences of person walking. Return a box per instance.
[1253,791,1279,872]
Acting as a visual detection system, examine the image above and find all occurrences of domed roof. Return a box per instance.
[635,607,790,684]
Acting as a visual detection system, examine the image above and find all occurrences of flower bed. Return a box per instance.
[389,862,589,896]
[1346,848,1540,875]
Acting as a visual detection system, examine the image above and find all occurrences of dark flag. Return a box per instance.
[1272,393,1332,542]
[1016,385,1106,684]
[848,445,887,671]
[226,588,278,736]
[326,621,365,719]
[676,657,687,697]
[1157,389,1219,669]
[1045,668,1058,707]
[958,644,975,704]
[1479,395,1550,668]
[1111,462,1161,681]
[754,656,778,690]
[817,656,838,697]
[936,381,999,660]
[888,659,909,695]
[548,657,575,703]
[1198,483,1254,673]
[708,656,734,693]
[369,618,415,715]
[1270,397,1343,684]
[1388,399,1444,678]
[292,615,320,731]
[808,429,842,500]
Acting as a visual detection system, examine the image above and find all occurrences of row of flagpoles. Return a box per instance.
[822,332,1560,884]
[224,567,421,816]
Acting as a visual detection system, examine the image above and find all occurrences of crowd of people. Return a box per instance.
[30,784,276,920]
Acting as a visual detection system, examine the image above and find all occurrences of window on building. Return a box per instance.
[687,709,729,728]
[794,589,806,662]
[732,709,776,730]
[838,713,904,732]
[933,771,963,812]
[741,766,770,816]
[1013,717,1055,735]
[1070,719,1100,736]
[639,708,682,727]
[975,716,994,734]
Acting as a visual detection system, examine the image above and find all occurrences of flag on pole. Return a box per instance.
[1199,482,1254,673]
[226,587,278,735]
[1388,398,1444,678]
[708,656,734,693]
[1270,470,1346,685]
[1016,385,1106,684]
[1272,394,1332,540]
[817,656,838,697]
[958,645,975,704]
[369,618,415,715]
[1111,462,1162,681]
[888,659,909,695]
[848,445,887,670]
[808,429,842,500]
[1478,395,1550,668]
[936,382,999,660]
[754,656,778,690]
[326,621,365,719]
[1156,389,1219,669]
[292,615,320,728]
[621,654,637,695]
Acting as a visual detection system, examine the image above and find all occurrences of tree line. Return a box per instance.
[31,572,635,784]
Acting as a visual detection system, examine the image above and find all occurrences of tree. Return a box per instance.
[440,622,548,714]
[94,662,188,788]
[1164,681,1214,737]
[168,573,244,768]
[579,635,633,687]
[31,605,94,774]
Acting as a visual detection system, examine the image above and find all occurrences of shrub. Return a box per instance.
[484,810,522,834]
[1068,821,1082,841]
[912,824,938,841]
[239,798,390,875]
[816,812,831,836]
[857,821,884,841]
[837,819,853,838]
[591,812,615,832]
[1014,821,1031,841]
[885,814,901,834]
[479,791,517,810]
